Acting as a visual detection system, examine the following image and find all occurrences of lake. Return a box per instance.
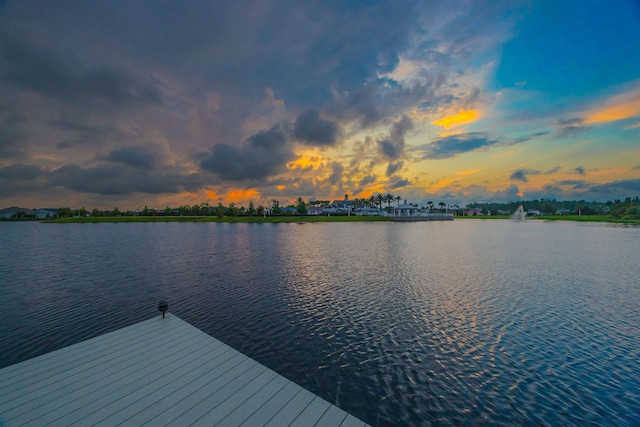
[1,220,638,426]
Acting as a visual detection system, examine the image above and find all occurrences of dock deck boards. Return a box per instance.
[0,314,368,426]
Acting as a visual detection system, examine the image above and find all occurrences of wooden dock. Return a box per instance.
[0,314,369,426]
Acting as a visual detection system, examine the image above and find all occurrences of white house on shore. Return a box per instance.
[331,194,355,212]
[391,202,421,217]
[389,201,454,221]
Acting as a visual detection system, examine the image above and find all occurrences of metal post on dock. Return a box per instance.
[158,301,168,318]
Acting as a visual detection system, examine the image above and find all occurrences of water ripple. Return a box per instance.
[1,221,639,426]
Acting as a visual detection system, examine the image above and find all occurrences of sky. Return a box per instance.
[1,0,639,209]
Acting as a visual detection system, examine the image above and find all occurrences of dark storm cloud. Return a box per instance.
[328,162,344,186]
[570,166,586,175]
[496,184,521,201]
[386,161,404,177]
[379,115,413,160]
[331,79,438,130]
[102,144,164,170]
[49,163,203,195]
[510,169,541,183]
[379,140,398,159]
[510,170,528,182]
[0,163,48,197]
[0,31,162,109]
[200,123,293,181]
[377,49,400,73]
[0,1,535,205]
[5,1,417,108]
[417,130,539,159]
[556,117,589,138]
[359,174,377,186]
[0,113,27,158]
[587,178,640,194]
[53,120,130,149]
[389,176,411,189]
[413,132,500,160]
[293,111,341,147]
[0,163,43,180]
[524,184,564,201]
[334,84,383,128]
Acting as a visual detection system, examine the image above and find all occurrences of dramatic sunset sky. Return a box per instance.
[1,0,639,209]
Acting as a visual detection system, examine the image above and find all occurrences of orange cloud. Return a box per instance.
[288,149,324,170]
[432,178,456,191]
[455,168,483,175]
[225,188,261,203]
[437,129,464,137]
[432,110,479,129]
[584,90,640,124]
[288,156,319,170]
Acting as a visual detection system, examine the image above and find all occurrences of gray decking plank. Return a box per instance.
[239,381,302,426]
[140,356,259,426]
[2,318,202,421]
[0,316,160,381]
[125,353,248,427]
[315,404,349,426]
[0,318,180,392]
[289,396,332,427]
[0,314,370,427]
[1,321,195,417]
[91,347,235,426]
[64,336,228,426]
[209,373,289,426]
[263,388,317,426]
[41,332,212,427]
[164,364,270,426]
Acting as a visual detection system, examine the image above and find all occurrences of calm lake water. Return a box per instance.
[1,220,639,426]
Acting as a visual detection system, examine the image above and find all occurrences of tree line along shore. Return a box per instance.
[2,196,638,224]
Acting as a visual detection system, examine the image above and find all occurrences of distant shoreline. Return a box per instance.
[34,215,640,224]
[457,215,640,224]
[41,215,391,224]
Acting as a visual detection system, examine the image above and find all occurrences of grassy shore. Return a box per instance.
[42,214,640,224]
[534,215,640,224]
[457,214,640,224]
[44,215,391,224]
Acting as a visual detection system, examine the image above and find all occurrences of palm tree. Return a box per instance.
[438,202,446,212]
[363,198,372,215]
[385,193,393,208]
[375,193,384,214]
[396,195,401,206]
